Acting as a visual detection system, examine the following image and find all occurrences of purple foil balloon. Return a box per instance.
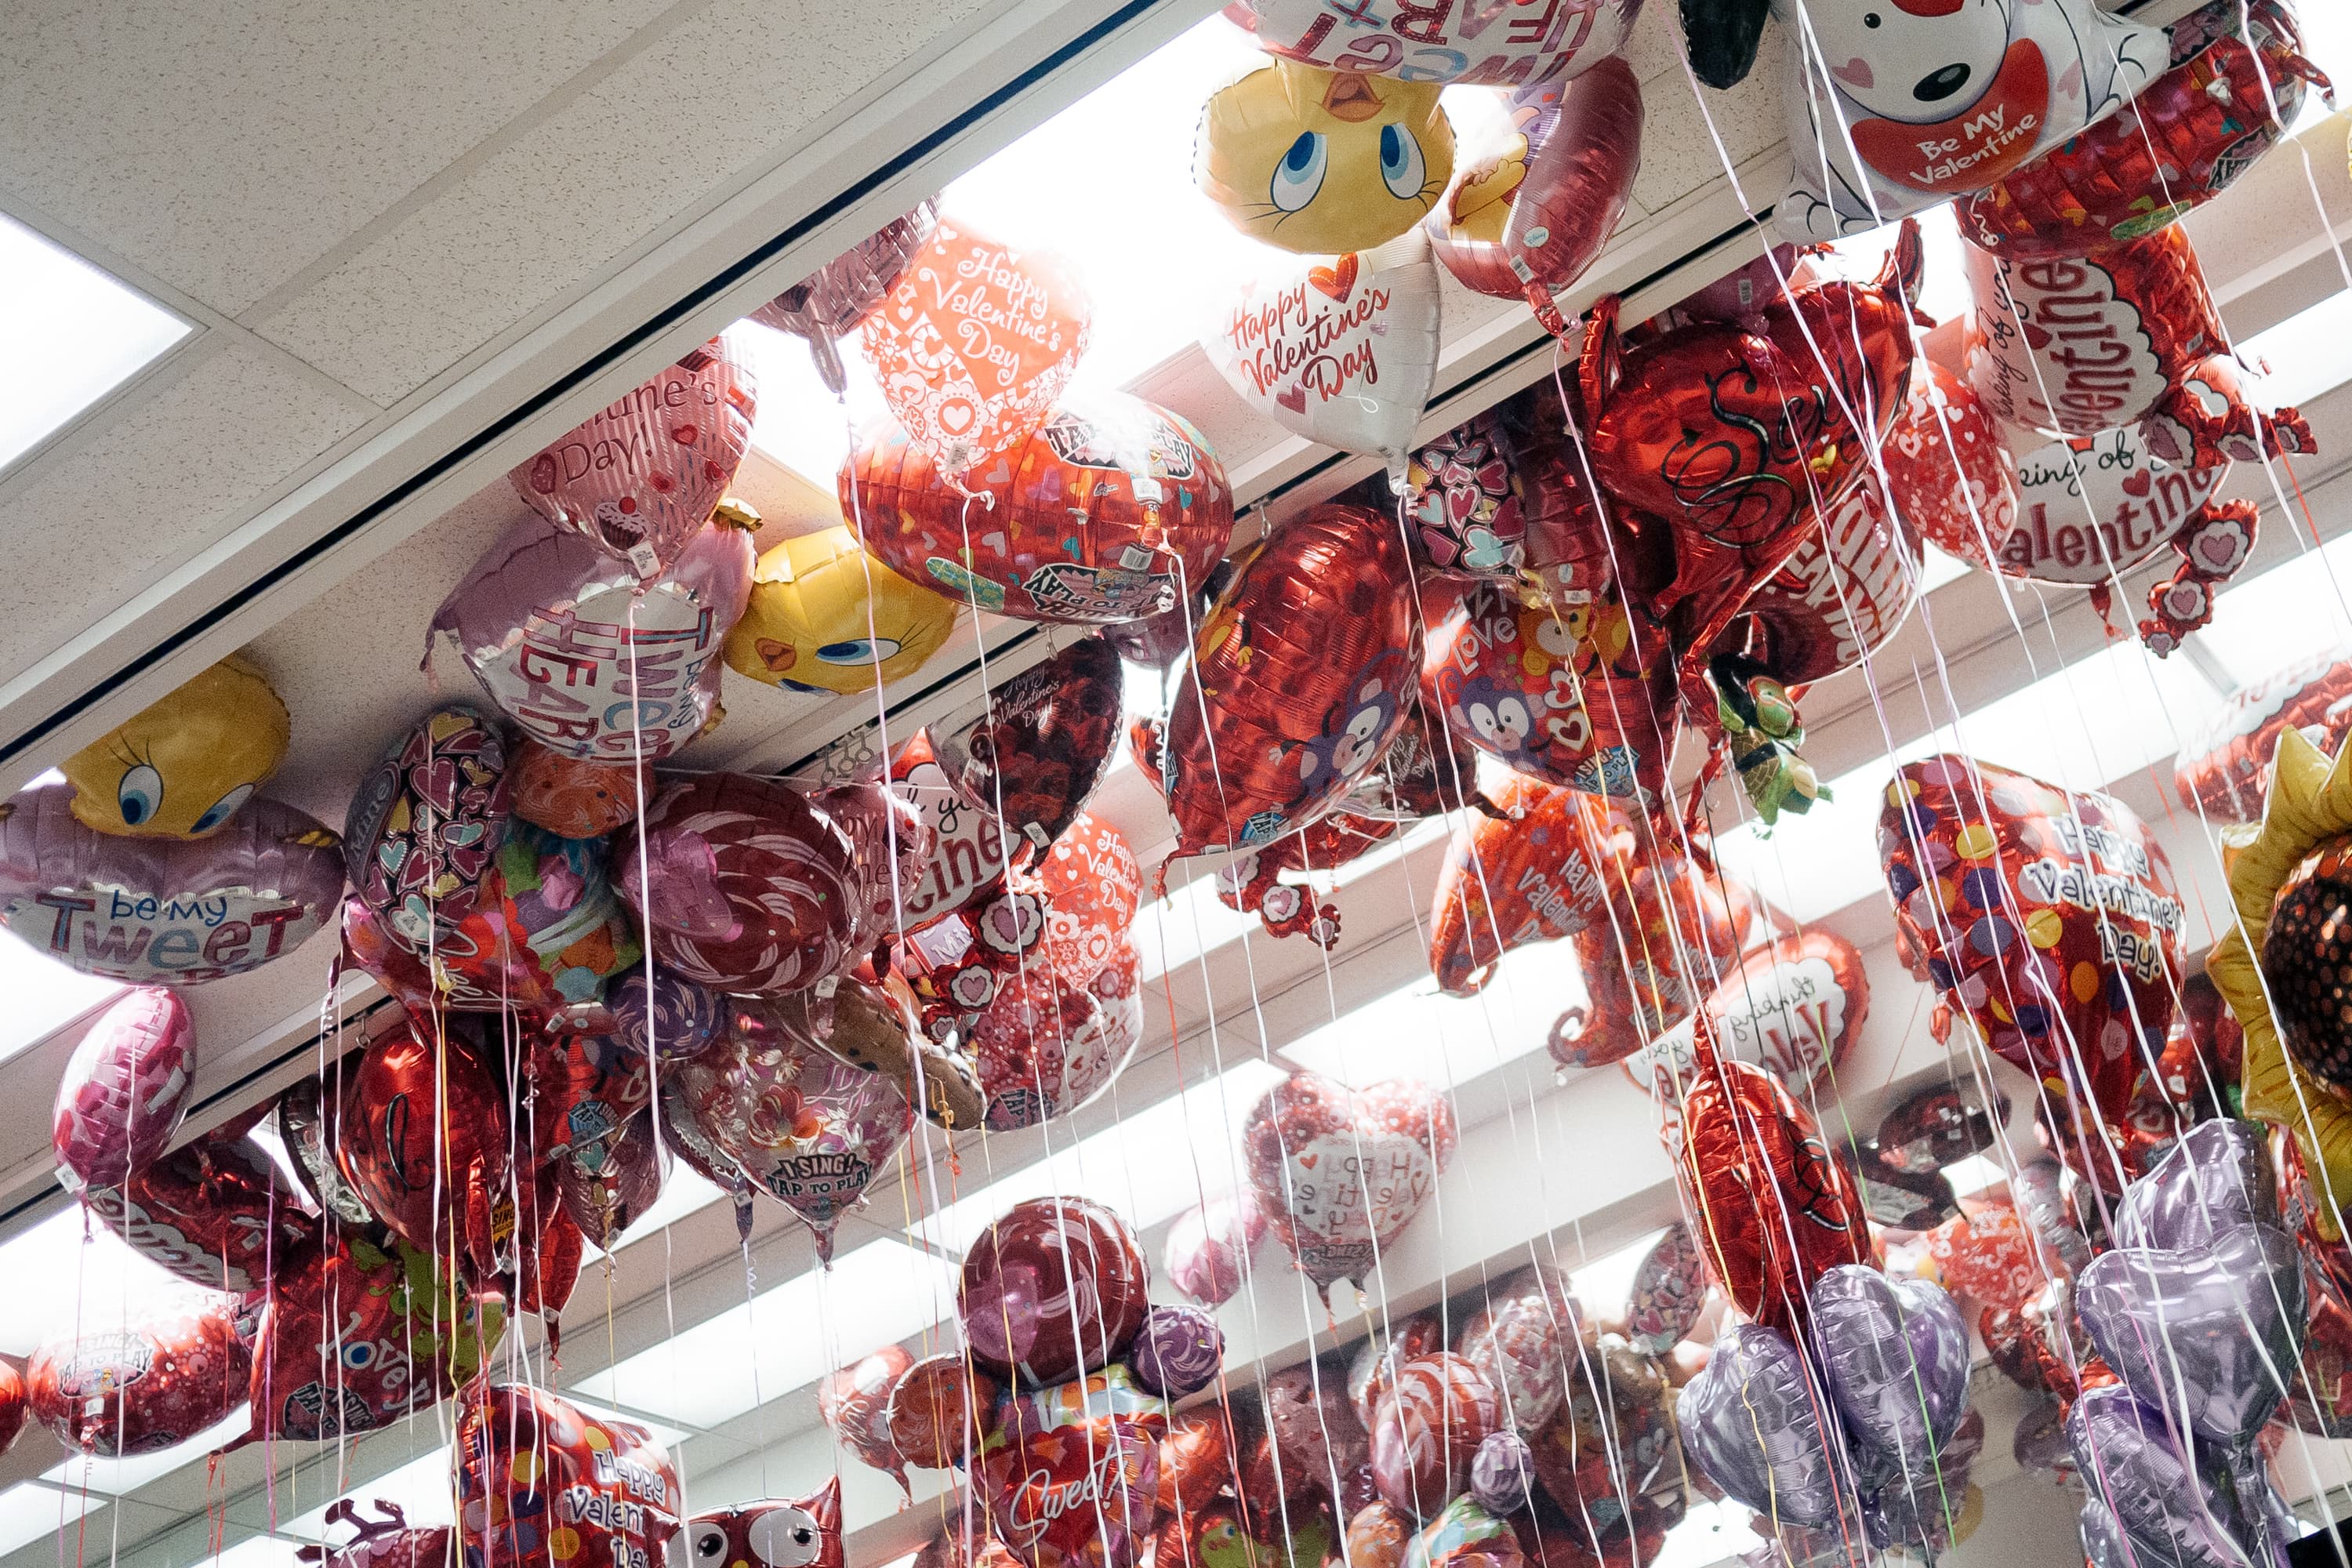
[0,779,344,985]
[1808,1265,1969,1461]
[1469,1430,1536,1515]
[2067,1385,2253,1568]
[53,988,195,1192]
[2115,1118,2276,1254]
[432,511,753,764]
[1675,1325,1844,1527]
[1129,1304,1222,1398]
[2077,1222,2306,1448]
[750,202,937,394]
[1856,1406,1980,1551]
[598,967,722,1062]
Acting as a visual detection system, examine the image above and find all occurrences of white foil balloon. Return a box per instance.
[1201,229,1442,469]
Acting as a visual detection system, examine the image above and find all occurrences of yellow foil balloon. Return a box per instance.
[1197,57,1454,256]
[60,654,290,839]
[723,525,956,695]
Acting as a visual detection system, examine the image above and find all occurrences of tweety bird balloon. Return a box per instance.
[1197,57,1454,255]
[724,525,957,695]
[61,655,289,839]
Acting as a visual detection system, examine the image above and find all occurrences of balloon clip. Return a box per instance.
[1708,655,1828,827]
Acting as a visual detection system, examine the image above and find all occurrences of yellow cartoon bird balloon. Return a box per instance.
[723,525,957,695]
[1196,57,1454,255]
[60,655,290,839]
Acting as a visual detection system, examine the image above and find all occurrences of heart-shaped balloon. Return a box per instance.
[1371,1352,1504,1515]
[1552,852,1759,1073]
[456,1385,682,1568]
[1623,928,1869,1101]
[818,1348,914,1493]
[930,637,1123,860]
[753,201,935,393]
[432,510,753,764]
[1241,1072,1458,1301]
[1244,1360,1369,1509]
[2175,646,2352,826]
[507,334,756,579]
[2114,1118,2276,1253]
[983,1414,1158,1568]
[342,704,511,956]
[670,996,912,1262]
[618,774,860,995]
[1399,411,1529,583]
[1035,813,1139,984]
[1882,753,2186,1133]
[2066,1385,2254,1568]
[811,779,933,953]
[1428,775,1635,996]
[1160,503,1421,856]
[959,1196,1150,1388]
[861,219,1091,490]
[2077,1222,2307,1447]
[844,392,1230,623]
[1962,426,2224,585]
[53,986,194,1193]
[1624,1223,1706,1356]
[1848,354,2020,579]
[1674,1324,1842,1527]
[1809,1265,1969,1464]
[1201,232,1443,462]
[1676,1047,1871,1334]
[84,1126,309,1294]
[1457,1265,1581,1436]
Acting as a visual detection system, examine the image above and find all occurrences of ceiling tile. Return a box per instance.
[0,0,684,318]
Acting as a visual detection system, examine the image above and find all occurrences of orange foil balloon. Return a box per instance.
[1428,58,1642,302]
[1675,1037,1871,1334]
[1580,223,1920,681]
[1160,504,1421,855]
[1428,775,1635,996]
[859,219,1091,493]
[844,390,1230,623]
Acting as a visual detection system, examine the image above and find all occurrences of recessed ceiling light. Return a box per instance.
[0,216,191,476]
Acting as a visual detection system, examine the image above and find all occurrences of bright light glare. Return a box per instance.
[0,216,190,473]
[0,1203,205,1357]
[282,1449,453,1539]
[0,1483,103,1559]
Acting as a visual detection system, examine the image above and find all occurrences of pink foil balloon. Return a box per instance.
[753,203,938,394]
[53,989,195,1193]
[1165,1190,1268,1308]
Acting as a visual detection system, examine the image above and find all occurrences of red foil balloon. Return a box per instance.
[53,986,194,1193]
[1156,1405,1236,1516]
[819,1348,914,1492]
[86,1129,309,1293]
[1348,1308,1448,1433]
[843,390,1226,622]
[927,636,1124,859]
[1370,1353,1504,1515]
[1674,1040,1871,1334]
[29,1293,250,1454]
[456,1385,682,1568]
[555,1108,669,1247]
[1242,1073,1458,1301]
[507,336,754,579]
[959,1195,1150,1388]
[1579,223,1921,681]
[509,742,644,840]
[983,1409,1158,1568]
[1428,59,1642,303]
[890,728,1014,928]
[1036,812,1141,984]
[1624,929,1871,1102]
[1550,853,1758,1072]
[507,1166,583,1319]
[1721,472,1922,686]
[1878,753,2185,1133]
[338,1020,513,1282]
[1428,775,1635,996]
[1243,1362,1367,1509]
[1858,354,2021,570]
[675,1483,844,1568]
[967,961,1126,1131]
[1958,0,2325,260]
[2175,647,2352,823]
[0,1359,24,1458]
[1160,503,1421,856]
[617,774,859,996]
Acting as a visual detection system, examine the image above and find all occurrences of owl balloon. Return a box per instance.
[671,1481,843,1568]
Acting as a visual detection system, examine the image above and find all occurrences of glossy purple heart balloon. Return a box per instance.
[2077,1222,2306,1448]
[1674,1324,1844,1527]
[1856,1406,1981,1552]
[2115,1118,2276,1253]
[2067,1385,2252,1568]
[1809,1265,1969,1464]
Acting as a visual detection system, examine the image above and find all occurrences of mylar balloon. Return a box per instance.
[1674,1324,1841,1525]
[1675,1045,1871,1333]
[1400,411,1528,582]
[338,1020,513,1281]
[1242,1073,1457,1300]
[304,1501,452,1568]
[1131,1305,1225,1399]
[1035,812,1140,983]
[1624,929,1869,1101]
[1166,1190,1268,1308]
[593,966,723,1063]
[456,1385,682,1568]
[1160,503,1421,855]
[1958,0,2324,259]
[427,822,643,1018]
[1579,227,1919,678]
[1457,1265,1582,1435]
[2176,645,2352,824]
[861,218,1091,490]
[343,704,512,953]
[433,508,752,763]
[53,986,194,1193]
[723,523,957,693]
[509,742,644,839]
[60,655,289,839]
[2066,1385,2269,1568]
[887,1352,1001,1469]
[0,780,343,985]
[960,1196,1150,1387]
[1350,1310,1447,1433]
[1722,475,1922,686]
[844,392,1231,623]
[671,996,912,1261]
[508,335,755,579]
[1955,426,2223,588]
[86,1129,309,1293]
[276,1072,375,1226]
[752,201,935,393]
[1371,1352,1504,1515]
[812,779,932,955]
[887,728,1014,927]
[1216,810,1402,949]
[1879,753,2184,1131]
[1202,231,1443,460]
[1427,59,1642,303]
[1773,0,2165,241]
[618,774,859,995]
[555,1108,668,1246]
[673,1484,846,1568]
[967,963,1125,1131]
[983,1406,1157,1568]
[1428,776,1633,996]
[1809,1265,1970,1461]
[1229,0,1638,85]
[1864,354,2021,571]
[1624,1222,1706,1356]
[28,1293,250,1455]
[1680,0,1769,89]
[928,636,1123,858]
[819,1347,914,1493]
[1197,60,1454,256]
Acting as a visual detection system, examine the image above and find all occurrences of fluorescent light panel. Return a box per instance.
[0,217,190,474]
[44,1406,252,1495]
[0,1483,103,1559]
